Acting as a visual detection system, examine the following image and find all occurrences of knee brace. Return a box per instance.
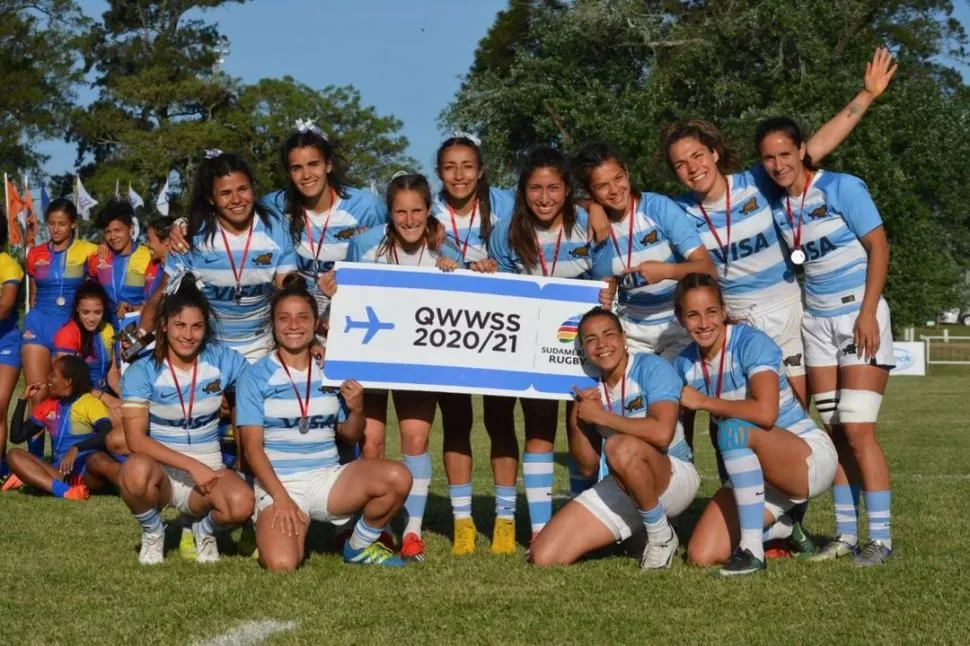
[837,389,883,424]
[813,391,839,426]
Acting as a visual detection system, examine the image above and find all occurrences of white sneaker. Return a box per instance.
[193,523,220,564]
[640,528,679,570]
[138,533,164,565]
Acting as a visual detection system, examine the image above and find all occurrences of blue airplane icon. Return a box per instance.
[344,306,395,344]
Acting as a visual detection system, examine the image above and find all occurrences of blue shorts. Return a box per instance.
[0,327,21,369]
[51,449,94,481]
[22,309,70,352]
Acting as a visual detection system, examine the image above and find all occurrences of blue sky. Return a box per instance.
[36,0,970,181]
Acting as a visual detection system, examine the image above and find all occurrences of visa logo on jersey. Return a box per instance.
[798,236,837,262]
[710,233,770,264]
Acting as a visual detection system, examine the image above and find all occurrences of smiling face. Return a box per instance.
[104,219,133,254]
[525,167,567,226]
[77,297,104,333]
[288,146,332,202]
[438,144,483,204]
[146,226,169,262]
[210,171,254,230]
[391,189,430,246]
[580,313,628,374]
[163,306,206,362]
[678,286,726,352]
[757,131,807,191]
[273,294,316,353]
[587,160,632,213]
[668,136,721,197]
[47,210,75,246]
[48,362,72,399]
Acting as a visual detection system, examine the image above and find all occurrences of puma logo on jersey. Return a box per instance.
[251,253,274,266]
[625,395,645,412]
[809,205,827,219]
[741,197,758,214]
[202,380,222,394]
[640,230,659,245]
[570,244,590,258]
[783,353,803,367]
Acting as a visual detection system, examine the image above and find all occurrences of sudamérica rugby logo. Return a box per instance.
[557,316,580,344]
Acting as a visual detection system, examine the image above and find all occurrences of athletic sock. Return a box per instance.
[51,479,70,498]
[833,483,860,545]
[196,511,224,537]
[134,508,163,537]
[495,485,516,520]
[864,490,892,549]
[402,452,431,537]
[448,482,472,521]
[639,502,672,544]
[347,518,383,551]
[763,514,794,542]
[523,451,554,534]
[567,457,595,497]
[722,448,766,561]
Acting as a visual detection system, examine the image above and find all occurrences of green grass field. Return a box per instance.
[2,366,969,645]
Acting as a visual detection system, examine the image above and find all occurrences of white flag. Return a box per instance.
[155,175,171,216]
[74,176,98,220]
[128,183,145,209]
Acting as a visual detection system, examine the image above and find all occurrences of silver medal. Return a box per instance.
[790,249,806,266]
[56,296,66,306]
[299,418,309,434]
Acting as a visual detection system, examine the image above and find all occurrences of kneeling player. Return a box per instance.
[530,308,699,569]
[236,277,411,571]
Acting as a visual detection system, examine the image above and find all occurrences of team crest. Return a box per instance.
[624,395,645,412]
[640,230,659,245]
[741,197,758,214]
[570,244,590,258]
[809,206,827,219]
[202,380,221,394]
[251,252,274,266]
[335,227,358,240]
[783,353,803,367]
[35,258,50,267]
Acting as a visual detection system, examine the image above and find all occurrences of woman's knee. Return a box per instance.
[686,536,725,567]
[260,548,301,573]
[382,462,413,498]
[119,453,156,491]
[604,436,645,475]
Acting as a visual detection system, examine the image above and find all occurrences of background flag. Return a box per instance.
[74,176,98,220]
[155,175,170,216]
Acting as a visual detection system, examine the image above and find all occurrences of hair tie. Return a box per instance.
[451,131,482,147]
[203,148,224,160]
[390,170,410,180]
[295,118,328,141]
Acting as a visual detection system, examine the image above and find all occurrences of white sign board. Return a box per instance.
[889,341,926,376]
[323,263,607,400]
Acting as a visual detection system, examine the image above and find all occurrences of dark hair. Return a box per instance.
[674,272,726,322]
[147,215,175,240]
[96,197,135,230]
[578,306,624,339]
[379,173,444,258]
[54,355,92,399]
[436,136,495,241]
[153,273,215,365]
[754,117,818,170]
[0,209,8,249]
[280,129,350,246]
[508,147,576,272]
[46,197,79,223]
[187,152,271,246]
[70,281,110,360]
[572,143,641,210]
[661,119,742,176]
[270,274,319,339]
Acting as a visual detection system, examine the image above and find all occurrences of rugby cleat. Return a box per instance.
[63,484,90,501]
[640,529,679,570]
[237,522,258,560]
[138,533,165,565]
[491,518,516,554]
[193,523,220,564]
[853,540,893,567]
[451,518,477,556]
[809,537,858,562]
[718,547,766,577]
[343,541,405,568]
[789,520,817,558]
[1,474,23,493]
[399,532,426,562]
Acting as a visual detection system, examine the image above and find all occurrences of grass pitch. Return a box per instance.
[2,367,969,645]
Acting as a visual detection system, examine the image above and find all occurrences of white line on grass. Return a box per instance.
[193,620,298,646]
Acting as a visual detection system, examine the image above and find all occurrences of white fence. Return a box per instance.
[920,331,970,365]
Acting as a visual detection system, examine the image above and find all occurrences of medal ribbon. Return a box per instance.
[390,242,425,266]
[700,330,729,420]
[304,188,337,266]
[277,351,313,426]
[218,219,255,297]
[784,170,814,251]
[166,357,199,438]
[447,200,477,259]
[697,182,731,275]
[608,197,637,273]
[535,227,563,277]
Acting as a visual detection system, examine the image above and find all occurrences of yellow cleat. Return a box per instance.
[451,518,477,556]
[491,518,516,555]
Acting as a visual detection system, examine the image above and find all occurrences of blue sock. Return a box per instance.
[0,458,8,478]
[864,490,892,548]
[567,457,595,497]
[51,479,69,498]
[402,452,431,537]
[347,518,383,551]
[196,511,224,537]
[134,508,163,536]
[28,434,44,459]
[495,485,516,520]
[523,451,554,534]
[639,503,671,543]
[722,448,766,561]
[833,483,860,544]
[448,482,472,521]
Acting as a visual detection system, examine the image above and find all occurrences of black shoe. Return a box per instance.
[718,547,766,577]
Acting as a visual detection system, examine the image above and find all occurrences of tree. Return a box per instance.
[442,0,970,325]
[0,0,86,176]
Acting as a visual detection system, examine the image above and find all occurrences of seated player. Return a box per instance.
[6,356,122,498]
[529,307,699,569]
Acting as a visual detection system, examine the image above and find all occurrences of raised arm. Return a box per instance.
[680,370,780,430]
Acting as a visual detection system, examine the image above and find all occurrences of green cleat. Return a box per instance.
[343,541,405,568]
[789,521,817,558]
[718,547,766,577]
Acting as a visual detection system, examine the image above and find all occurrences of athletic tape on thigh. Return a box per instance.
[813,391,839,425]
[837,389,883,424]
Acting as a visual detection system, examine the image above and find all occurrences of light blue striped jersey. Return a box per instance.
[431,186,516,264]
[164,214,297,351]
[597,352,692,461]
[262,187,386,312]
[346,226,464,266]
[673,167,801,314]
[769,170,883,317]
[121,343,248,468]
[674,324,816,435]
[235,354,348,481]
[591,192,703,326]
[488,207,593,278]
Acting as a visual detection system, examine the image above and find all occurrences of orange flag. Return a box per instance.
[4,178,26,247]
[22,184,36,247]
